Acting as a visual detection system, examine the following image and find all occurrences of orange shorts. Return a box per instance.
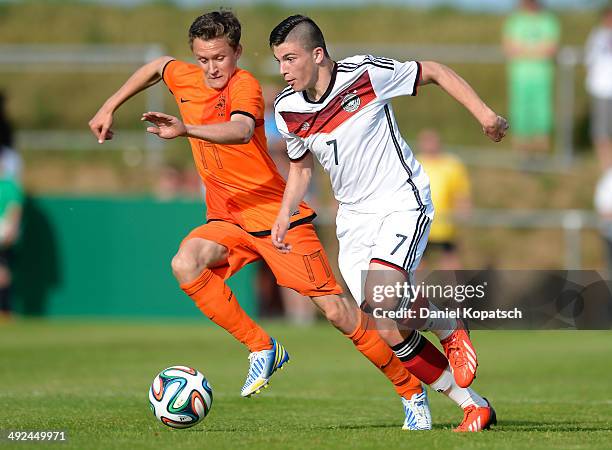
[181,221,343,297]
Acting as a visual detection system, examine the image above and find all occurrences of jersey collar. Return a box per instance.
[302,62,338,104]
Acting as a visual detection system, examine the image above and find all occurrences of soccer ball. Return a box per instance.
[148,366,213,429]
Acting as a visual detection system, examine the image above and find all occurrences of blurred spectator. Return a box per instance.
[182,167,205,199]
[153,163,206,201]
[259,84,316,325]
[417,129,472,270]
[0,91,24,320]
[503,0,560,154]
[585,6,612,171]
[595,168,612,281]
[0,163,24,320]
[153,163,183,201]
[0,92,23,181]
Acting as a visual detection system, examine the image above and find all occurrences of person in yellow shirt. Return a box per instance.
[417,129,472,270]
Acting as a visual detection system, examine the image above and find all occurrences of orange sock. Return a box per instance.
[181,268,272,353]
[345,311,422,399]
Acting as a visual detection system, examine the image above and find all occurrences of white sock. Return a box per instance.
[429,365,454,392]
[429,366,487,408]
[420,302,456,341]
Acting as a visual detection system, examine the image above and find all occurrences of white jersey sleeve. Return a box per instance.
[274,108,309,160]
[370,57,422,101]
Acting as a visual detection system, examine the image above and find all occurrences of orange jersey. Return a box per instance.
[162,60,315,234]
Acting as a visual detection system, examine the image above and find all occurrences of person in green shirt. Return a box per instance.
[503,0,560,154]
[0,160,23,320]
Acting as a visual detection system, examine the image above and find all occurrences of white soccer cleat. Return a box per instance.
[240,338,290,398]
[401,389,432,430]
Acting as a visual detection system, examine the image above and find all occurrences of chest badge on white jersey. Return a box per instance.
[341,91,361,113]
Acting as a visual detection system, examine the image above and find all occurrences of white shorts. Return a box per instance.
[336,204,434,306]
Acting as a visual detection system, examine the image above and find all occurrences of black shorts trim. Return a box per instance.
[404,212,430,271]
[249,213,317,237]
[370,258,407,274]
[207,214,318,237]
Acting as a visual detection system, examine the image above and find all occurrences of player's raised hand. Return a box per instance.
[88,108,115,144]
[271,213,292,253]
[142,111,187,140]
[482,115,509,143]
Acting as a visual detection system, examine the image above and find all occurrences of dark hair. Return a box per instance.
[269,15,329,57]
[0,92,13,149]
[189,10,241,49]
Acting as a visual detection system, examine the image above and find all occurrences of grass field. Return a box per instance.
[1,320,611,449]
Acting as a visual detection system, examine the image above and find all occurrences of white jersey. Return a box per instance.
[585,27,612,99]
[274,54,431,213]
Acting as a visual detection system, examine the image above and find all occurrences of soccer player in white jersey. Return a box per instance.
[269,15,507,432]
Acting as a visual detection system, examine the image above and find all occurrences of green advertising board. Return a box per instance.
[13,196,257,319]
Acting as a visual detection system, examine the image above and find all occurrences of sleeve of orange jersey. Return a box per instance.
[229,74,264,123]
[161,59,179,93]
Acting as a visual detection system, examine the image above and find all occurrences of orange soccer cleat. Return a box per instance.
[441,324,478,388]
[454,399,497,432]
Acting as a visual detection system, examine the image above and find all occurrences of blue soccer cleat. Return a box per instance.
[240,338,290,397]
[401,389,432,430]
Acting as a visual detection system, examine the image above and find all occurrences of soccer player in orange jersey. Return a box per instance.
[87,10,460,428]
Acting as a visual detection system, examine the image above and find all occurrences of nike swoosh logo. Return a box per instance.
[180,98,190,103]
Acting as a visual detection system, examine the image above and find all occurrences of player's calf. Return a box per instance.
[407,297,478,387]
[310,295,357,334]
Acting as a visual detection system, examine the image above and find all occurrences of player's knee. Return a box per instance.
[172,239,226,283]
[196,240,226,268]
[171,253,201,283]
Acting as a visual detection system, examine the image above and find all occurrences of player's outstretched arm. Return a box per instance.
[419,61,508,142]
[271,152,314,253]
[186,114,255,145]
[141,112,255,144]
[88,56,175,144]
[141,111,187,140]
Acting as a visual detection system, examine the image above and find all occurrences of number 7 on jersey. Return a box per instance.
[326,139,338,165]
